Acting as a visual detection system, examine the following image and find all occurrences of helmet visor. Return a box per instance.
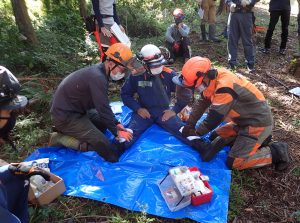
[0,95,28,110]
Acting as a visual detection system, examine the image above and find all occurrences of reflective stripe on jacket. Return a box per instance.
[121,67,191,113]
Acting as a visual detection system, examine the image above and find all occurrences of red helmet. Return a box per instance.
[172,57,212,88]
[173,8,184,17]
[173,8,185,24]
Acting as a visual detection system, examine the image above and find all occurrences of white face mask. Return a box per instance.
[196,82,207,93]
[110,72,125,81]
[150,66,163,75]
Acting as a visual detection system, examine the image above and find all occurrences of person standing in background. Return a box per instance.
[91,0,125,49]
[226,0,258,72]
[262,0,291,55]
[198,0,221,42]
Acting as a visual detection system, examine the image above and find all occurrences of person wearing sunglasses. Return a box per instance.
[49,43,135,163]
[172,56,290,171]
[120,44,214,155]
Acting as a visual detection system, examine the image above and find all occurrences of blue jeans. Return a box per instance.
[124,108,192,149]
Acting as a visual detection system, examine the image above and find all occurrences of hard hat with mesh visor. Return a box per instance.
[105,43,133,67]
[137,44,166,68]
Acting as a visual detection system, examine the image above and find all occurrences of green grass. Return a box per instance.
[228,170,255,221]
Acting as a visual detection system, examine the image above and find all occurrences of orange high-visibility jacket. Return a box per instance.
[188,68,273,136]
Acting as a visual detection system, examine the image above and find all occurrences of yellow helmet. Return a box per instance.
[105,43,133,67]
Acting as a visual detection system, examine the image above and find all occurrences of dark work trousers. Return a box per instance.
[165,37,191,60]
[124,108,193,149]
[227,12,254,67]
[52,109,118,161]
[0,165,29,223]
[264,10,290,50]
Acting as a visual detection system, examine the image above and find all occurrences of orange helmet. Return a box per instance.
[172,57,212,88]
[105,43,133,67]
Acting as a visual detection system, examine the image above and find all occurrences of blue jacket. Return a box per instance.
[269,0,290,11]
[121,67,191,114]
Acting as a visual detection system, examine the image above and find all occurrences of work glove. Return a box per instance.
[173,41,181,53]
[230,3,236,12]
[117,123,126,131]
[8,163,51,181]
[117,129,133,142]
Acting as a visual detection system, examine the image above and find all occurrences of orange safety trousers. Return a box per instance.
[215,122,273,170]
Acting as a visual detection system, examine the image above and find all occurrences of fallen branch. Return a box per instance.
[265,72,290,90]
[18,77,62,81]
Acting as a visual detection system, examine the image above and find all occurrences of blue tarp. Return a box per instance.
[26,103,231,223]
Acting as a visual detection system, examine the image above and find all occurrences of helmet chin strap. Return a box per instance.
[108,62,119,78]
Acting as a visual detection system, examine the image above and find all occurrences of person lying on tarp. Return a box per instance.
[0,66,28,151]
[0,161,51,223]
[172,56,290,171]
[120,44,215,155]
[49,43,136,163]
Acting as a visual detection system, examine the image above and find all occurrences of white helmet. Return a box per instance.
[137,44,166,68]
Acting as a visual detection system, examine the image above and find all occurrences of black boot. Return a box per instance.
[101,143,125,163]
[209,25,221,43]
[200,25,208,42]
[199,136,235,162]
[269,142,290,171]
[191,139,212,161]
[211,136,234,150]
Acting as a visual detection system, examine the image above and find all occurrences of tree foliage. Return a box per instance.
[0,0,200,75]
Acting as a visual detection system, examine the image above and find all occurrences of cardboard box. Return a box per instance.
[28,172,66,205]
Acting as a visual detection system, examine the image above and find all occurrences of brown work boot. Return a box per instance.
[48,132,80,150]
[270,142,290,171]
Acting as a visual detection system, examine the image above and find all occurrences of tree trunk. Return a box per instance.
[10,0,38,44]
[43,0,51,11]
[79,0,87,18]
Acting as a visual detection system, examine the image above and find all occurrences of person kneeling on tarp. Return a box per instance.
[172,56,290,171]
[49,43,135,163]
